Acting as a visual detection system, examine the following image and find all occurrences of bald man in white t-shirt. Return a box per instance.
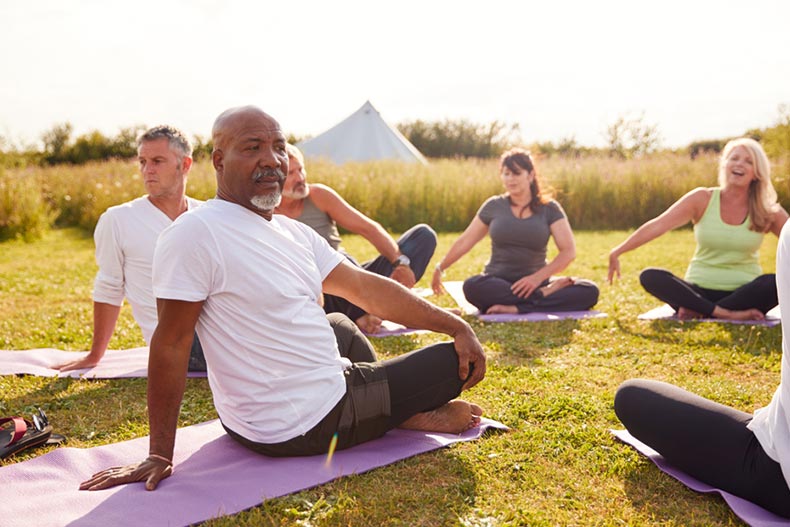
[80,105,486,493]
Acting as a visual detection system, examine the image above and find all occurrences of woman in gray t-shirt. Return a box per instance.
[431,148,599,314]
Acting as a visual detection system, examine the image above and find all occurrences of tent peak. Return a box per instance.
[297,101,427,165]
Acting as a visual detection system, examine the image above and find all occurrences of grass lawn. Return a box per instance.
[0,227,782,526]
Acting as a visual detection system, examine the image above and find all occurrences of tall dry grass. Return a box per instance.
[2,152,788,239]
[0,169,57,241]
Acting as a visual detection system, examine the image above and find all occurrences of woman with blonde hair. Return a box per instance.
[432,148,599,314]
[608,137,788,320]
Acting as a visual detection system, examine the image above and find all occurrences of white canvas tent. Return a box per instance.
[297,101,428,165]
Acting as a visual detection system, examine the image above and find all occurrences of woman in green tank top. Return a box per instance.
[607,137,788,320]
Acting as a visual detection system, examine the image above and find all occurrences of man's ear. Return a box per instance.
[181,156,193,173]
[212,149,223,175]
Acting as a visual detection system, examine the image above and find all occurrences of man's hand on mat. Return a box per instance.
[355,313,382,334]
[55,355,101,372]
[79,456,173,491]
[453,326,486,391]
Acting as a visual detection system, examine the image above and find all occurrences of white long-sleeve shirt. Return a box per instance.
[92,195,201,344]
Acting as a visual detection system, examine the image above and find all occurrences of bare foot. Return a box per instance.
[399,400,483,434]
[715,307,765,321]
[538,277,574,298]
[486,304,518,314]
[677,307,703,320]
[355,314,383,334]
[444,307,463,316]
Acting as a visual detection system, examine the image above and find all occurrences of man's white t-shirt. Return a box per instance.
[749,221,790,490]
[153,199,347,444]
[93,195,202,344]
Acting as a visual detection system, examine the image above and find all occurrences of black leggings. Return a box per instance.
[462,274,599,314]
[639,268,777,316]
[330,312,465,426]
[614,379,790,518]
[224,313,466,457]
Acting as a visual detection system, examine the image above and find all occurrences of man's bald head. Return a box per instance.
[212,105,281,151]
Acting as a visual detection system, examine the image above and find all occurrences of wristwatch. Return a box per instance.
[392,254,411,267]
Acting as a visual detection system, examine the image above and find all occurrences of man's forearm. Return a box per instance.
[147,340,191,460]
[90,302,122,357]
[344,270,470,337]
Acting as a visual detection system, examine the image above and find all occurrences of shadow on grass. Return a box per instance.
[621,461,740,524]
[611,317,782,357]
[473,318,583,364]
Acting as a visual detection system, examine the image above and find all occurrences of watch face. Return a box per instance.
[396,255,410,266]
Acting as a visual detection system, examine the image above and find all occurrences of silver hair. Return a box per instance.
[138,125,193,158]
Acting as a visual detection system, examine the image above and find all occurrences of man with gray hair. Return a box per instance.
[56,125,207,372]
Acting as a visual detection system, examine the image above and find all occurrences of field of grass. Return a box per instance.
[0,226,782,526]
[5,151,789,241]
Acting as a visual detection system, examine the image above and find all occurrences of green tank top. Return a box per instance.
[684,188,763,290]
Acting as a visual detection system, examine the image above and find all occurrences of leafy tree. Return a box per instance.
[41,122,74,164]
[397,119,520,158]
[605,113,661,159]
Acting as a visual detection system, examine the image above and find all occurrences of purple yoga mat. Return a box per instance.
[443,281,607,322]
[612,429,790,527]
[0,418,507,527]
[363,320,430,338]
[0,348,207,378]
[637,305,781,327]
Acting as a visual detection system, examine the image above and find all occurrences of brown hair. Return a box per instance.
[499,148,551,209]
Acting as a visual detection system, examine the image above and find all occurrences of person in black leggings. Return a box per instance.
[614,222,790,519]
[638,268,778,318]
[614,379,790,517]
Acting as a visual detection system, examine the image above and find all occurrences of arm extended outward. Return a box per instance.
[324,260,486,390]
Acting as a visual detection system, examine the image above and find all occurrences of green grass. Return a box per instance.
[0,227,782,526]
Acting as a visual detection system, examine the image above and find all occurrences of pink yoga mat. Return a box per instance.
[0,348,206,378]
[612,429,790,526]
[0,418,507,527]
[637,305,781,327]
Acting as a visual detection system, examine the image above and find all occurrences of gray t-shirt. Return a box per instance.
[478,195,566,282]
[296,195,343,251]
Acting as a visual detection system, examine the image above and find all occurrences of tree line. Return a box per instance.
[1,106,788,168]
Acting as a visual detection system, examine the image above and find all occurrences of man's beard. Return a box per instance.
[282,182,309,200]
[250,189,282,211]
[250,167,285,211]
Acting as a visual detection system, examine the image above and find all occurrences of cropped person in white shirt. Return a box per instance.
[56,125,206,372]
[615,221,790,518]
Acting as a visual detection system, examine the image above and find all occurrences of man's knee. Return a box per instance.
[401,224,437,252]
[329,313,375,362]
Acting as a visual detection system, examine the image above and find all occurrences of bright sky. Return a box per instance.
[2,0,789,149]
